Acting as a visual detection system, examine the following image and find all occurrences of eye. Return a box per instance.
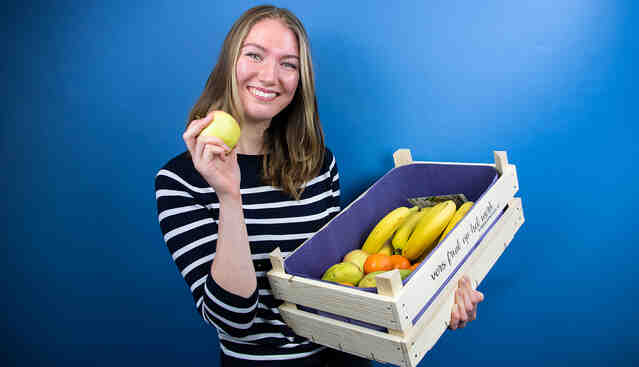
[282,62,298,70]
[245,52,262,62]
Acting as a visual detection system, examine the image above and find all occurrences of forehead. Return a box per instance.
[243,18,299,56]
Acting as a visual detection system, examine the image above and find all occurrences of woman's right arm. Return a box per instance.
[154,113,258,336]
[182,113,257,299]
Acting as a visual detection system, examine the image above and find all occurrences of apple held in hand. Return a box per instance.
[199,111,241,149]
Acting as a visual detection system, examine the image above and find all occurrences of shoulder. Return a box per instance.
[159,151,191,173]
[322,147,339,173]
[155,151,203,190]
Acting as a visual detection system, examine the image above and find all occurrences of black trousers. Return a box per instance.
[220,348,373,367]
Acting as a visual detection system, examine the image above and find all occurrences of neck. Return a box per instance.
[235,118,270,155]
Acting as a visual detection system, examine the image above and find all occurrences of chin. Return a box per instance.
[245,107,283,124]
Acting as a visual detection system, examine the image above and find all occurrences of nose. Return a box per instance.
[258,58,278,84]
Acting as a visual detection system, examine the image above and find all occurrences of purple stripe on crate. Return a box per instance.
[410,206,506,325]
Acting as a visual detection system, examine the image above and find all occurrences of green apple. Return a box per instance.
[199,111,241,149]
[342,249,370,273]
[357,271,385,288]
[358,269,413,288]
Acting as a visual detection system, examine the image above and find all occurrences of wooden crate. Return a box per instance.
[267,150,524,366]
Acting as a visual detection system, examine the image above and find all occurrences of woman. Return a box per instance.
[155,5,483,366]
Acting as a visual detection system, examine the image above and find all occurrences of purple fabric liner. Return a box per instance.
[284,163,500,331]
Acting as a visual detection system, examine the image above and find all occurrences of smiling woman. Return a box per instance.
[154,4,481,367]
[155,5,373,367]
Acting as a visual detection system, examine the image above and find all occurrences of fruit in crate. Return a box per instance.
[363,254,393,274]
[392,207,430,253]
[358,269,413,288]
[377,242,393,256]
[342,249,370,273]
[389,254,411,270]
[438,201,474,244]
[403,200,457,261]
[321,262,364,285]
[358,271,385,288]
[361,206,418,254]
[398,269,413,280]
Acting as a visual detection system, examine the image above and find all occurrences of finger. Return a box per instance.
[471,289,484,304]
[202,143,228,163]
[204,144,228,157]
[463,287,474,317]
[184,114,214,150]
[198,135,231,153]
[456,289,468,323]
[458,276,466,289]
[450,302,460,330]
[457,304,467,328]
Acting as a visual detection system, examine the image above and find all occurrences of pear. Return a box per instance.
[321,262,364,285]
[343,249,370,273]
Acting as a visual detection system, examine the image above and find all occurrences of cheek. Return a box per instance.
[235,61,251,84]
[283,73,300,95]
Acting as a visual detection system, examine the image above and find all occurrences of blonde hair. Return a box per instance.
[188,5,325,200]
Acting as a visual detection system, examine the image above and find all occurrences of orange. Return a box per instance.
[390,255,411,270]
[363,254,393,274]
[409,262,421,271]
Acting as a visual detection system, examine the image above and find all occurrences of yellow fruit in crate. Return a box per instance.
[377,241,393,256]
[398,269,413,280]
[358,271,385,288]
[392,207,430,253]
[403,200,456,261]
[343,249,370,273]
[321,262,364,285]
[361,206,418,254]
[438,201,474,244]
[358,269,413,288]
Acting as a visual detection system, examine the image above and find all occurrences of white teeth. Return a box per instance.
[251,88,276,99]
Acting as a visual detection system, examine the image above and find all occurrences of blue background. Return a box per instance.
[3,0,638,366]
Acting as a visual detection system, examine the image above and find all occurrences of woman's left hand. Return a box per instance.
[449,275,484,330]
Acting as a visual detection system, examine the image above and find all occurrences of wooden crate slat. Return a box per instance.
[278,303,410,366]
[268,271,401,330]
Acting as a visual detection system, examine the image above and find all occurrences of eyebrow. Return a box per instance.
[241,43,300,60]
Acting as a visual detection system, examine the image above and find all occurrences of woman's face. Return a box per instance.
[236,18,300,126]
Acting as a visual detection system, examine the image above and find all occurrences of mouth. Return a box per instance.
[248,86,280,101]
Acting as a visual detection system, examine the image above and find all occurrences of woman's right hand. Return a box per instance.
[183,112,241,199]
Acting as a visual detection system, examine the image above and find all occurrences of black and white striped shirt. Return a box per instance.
[155,149,341,361]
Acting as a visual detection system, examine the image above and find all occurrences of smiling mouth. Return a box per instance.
[249,87,279,101]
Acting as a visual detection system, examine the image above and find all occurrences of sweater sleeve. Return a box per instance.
[155,166,259,338]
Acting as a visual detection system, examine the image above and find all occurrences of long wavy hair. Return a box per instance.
[188,5,325,200]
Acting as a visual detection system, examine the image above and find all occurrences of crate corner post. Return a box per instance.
[269,247,285,273]
[393,149,413,167]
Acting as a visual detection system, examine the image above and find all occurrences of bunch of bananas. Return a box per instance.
[320,198,474,288]
[362,200,474,261]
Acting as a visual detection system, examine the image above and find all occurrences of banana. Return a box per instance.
[377,241,393,256]
[437,201,473,244]
[361,206,418,254]
[402,200,456,261]
[392,207,430,253]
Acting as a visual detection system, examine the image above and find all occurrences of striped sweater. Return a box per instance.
[155,149,341,361]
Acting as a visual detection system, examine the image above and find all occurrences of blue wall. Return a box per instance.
[3,1,638,365]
